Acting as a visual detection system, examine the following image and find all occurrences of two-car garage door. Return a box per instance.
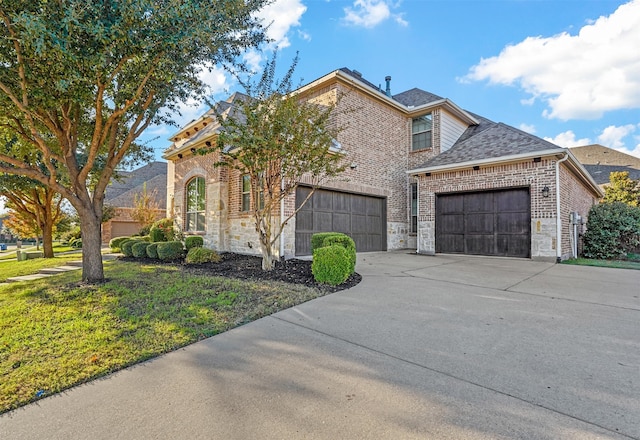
[436,188,531,258]
[295,187,386,256]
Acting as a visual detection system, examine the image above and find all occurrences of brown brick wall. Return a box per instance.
[559,163,598,258]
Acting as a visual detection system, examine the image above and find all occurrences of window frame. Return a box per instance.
[411,113,433,151]
[241,174,251,212]
[410,182,418,234]
[185,176,206,232]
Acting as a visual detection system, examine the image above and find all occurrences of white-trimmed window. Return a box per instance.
[412,113,432,151]
[410,182,418,233]
[186,177,205,231]
[241,174,251,211]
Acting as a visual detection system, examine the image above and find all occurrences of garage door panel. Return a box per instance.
[436,188,530,258]
[466,213,494,233]
[295,187,386,256]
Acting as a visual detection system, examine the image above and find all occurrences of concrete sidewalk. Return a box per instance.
[3,253,120,283]
[1,252,638,439]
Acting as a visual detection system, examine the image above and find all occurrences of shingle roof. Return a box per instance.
[105,161,167,209]
[570,144,640,185]
[419,122,562,168]
[338,67,383,92]
[393,88,444,107]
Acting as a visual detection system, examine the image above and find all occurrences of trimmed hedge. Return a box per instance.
[69,237,82,248]
[186,247,221,264]
[310,232,339,253]
[185,235,204,250]
[583,202,640,259]
[109,236,130,251]
[321,234,356,273]
[132,241,150,258]
[156,241,185,261]
[312,245,352,285]
[150,218,177,242]
[120,239,142,257]
[146,243,159,259]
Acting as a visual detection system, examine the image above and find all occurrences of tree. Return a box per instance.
[131,182,161,234]
[0,0,267,282]
[602,171,640,206]
[0,174,67,257]
[209,52,347,270]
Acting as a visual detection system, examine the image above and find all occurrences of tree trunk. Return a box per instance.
[260,240,276,271]
[77,208,104,282]
[42,219,54,258]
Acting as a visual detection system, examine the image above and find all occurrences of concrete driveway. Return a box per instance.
[2,252,639,439]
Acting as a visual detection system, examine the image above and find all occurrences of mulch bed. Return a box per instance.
[122,252,362,293]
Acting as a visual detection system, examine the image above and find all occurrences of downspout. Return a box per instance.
[280,178,285,260]
[555,152,569,263]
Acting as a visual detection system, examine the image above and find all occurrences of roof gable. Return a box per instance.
[393,88,444,107]
[570,144,640,184]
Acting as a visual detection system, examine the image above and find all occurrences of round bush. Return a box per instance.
[311,232,340,253]
[322,234,356,273]
[120,239,141,257]
[109,236,130,251]
[185,247,221,264]
[146,242,159,259]
[156,241,185,261]
[312,245,352,285]
[132,241,150,258]
[185,235,204,250]
[149,218,177,242]
[583,202,640,259]
[70,238,82,249]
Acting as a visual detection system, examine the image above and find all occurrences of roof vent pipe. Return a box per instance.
[385,76,392,97]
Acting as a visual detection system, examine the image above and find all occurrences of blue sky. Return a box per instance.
[145,0,640,161]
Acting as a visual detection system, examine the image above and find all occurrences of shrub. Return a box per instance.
[149,218,178,242]
[583,202,640,259]
[311,232,340,253]
[185,247,221,264]
[69,238,82,248]
[156,241,185,261]
[146,242,159,259]
[132,241,150,258]
[322,234,356,273]
[312,245,352,285]
[109,236,130,251]
[120,239,142,257]
[185,235,204,250]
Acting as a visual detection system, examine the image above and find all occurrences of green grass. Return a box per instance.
[562,258,640,270]
[0,243,78,261]
[0,254,84,281]
[0,260,327,413]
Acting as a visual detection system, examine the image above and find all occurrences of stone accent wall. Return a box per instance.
[416,159,558,260]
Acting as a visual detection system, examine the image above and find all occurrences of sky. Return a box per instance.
[143,0,640,162]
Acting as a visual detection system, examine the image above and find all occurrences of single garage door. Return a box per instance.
[110,221,142,239]
[295,187,386,255]
[436,188,531,258]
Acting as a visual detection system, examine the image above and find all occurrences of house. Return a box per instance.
[570,144,640,186]
[102,161,167,243]
[163,68,602,262]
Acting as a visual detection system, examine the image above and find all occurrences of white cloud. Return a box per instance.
[343,0,407,28]
[519,123,536,134]
[596,124,637,148]
[617,143,640,158]
[257,0,307,48]
[544,130,591,148]
[463,0,640,120]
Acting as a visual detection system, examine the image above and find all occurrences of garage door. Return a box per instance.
[110,221,142,239]
[295,187,386,256]
[436,188,531,258]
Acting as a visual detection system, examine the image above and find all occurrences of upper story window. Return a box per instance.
[412,113,432,151]
[186,177,205,231]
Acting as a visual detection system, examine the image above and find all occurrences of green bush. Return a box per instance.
[185,247,221,264]
[109,236,130,251]
[69,238,82,249]
[583,202,640,259]
[146,242,159,259]
[120,239,142,257]
[132,241,150,258]
[149,218,178,242]
[322,234,356,273]
[156,241,185,261]
[185,235,204,250]
[312,245,352,285]
[311,232,340,253]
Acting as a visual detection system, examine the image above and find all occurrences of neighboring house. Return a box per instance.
[163,68,601,262]
[102,161,167,243]
[570,144,640,186]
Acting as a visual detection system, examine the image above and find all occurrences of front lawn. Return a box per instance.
[562,258,640,270]
[0,259,332,413]
[0,254,83,282]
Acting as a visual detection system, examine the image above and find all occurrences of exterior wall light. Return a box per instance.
[541,186,550,198]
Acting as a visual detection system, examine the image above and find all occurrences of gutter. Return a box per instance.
[555,152,570,263]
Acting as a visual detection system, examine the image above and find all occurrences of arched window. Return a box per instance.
[186,177,205,231]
